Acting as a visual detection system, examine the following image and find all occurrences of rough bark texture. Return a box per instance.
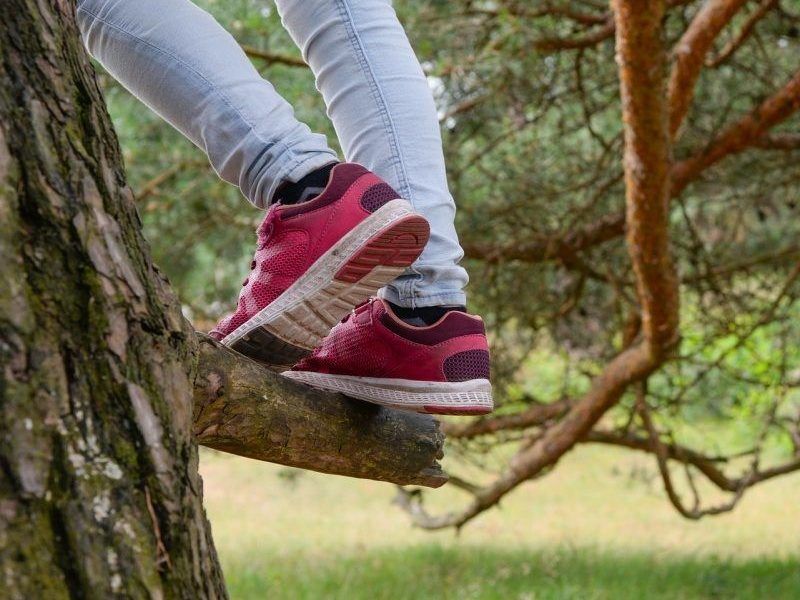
[194,337,447,488]
[0,1,226,597]
[615,0,679,353]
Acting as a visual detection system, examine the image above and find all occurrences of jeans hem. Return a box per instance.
[378,287,467,309]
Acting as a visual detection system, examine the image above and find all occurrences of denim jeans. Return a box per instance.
[76,0,468,308]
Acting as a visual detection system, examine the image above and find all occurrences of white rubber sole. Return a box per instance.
[221,199,426,355]
[282,371,494,415]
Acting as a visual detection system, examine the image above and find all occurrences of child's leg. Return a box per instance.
[276,0,469,310]
[76,0,338,208]
[76,0,432,365]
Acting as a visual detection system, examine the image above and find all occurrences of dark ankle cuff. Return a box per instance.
[274,162,338,205]
[387,302,466,326]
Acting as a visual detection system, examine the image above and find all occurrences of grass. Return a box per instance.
[223,546,798,600]
[200,445,800,599]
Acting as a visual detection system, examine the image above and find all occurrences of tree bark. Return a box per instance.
[194,337,446,488]
[0,1,227,598]
[1,3,450,595]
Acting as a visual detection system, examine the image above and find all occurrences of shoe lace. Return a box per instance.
[244,209,276,286]
[341,298,375,324]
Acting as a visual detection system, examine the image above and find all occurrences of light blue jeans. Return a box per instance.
[76,0,468,308]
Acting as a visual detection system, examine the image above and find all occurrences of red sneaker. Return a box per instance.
[210,164,429,366]
[282,298,493,415]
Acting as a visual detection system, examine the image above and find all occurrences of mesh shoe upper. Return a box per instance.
[210,163,399,341]
[292,298,490,382]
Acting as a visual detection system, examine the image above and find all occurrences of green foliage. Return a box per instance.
[102,1,800,500]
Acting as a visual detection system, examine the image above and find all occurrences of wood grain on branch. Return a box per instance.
[668,0,749,137]
[192,336,447,488]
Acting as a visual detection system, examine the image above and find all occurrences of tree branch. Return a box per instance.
[752,132,800,150]
[706,0,779,68]
[668,0,749,137]
[585,429,800,493]
[672,69,800,196]
[532,19,616,52]
[441,398,572,438]
[398,0,680,530]
[461,212,624,264]
[192,335,447,488]
[465,70,800,266]
[241,44,307,68]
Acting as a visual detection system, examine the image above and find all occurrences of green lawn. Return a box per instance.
[200,445,800,599]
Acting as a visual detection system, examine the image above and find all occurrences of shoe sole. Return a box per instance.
[282,371,494,415]
[222,199,429,367]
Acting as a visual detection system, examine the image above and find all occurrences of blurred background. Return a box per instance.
[100,1,800,597]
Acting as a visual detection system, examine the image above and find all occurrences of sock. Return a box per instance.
[274,162,338,205]
[387,301,466,327]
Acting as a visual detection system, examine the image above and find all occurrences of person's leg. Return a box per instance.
[76,0,338,208]
[275,0,469,310]
[76,0,431,365]
[275,1,492,414]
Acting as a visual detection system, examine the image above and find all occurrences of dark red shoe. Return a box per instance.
[283,298,493,415]
[210,164,429,366]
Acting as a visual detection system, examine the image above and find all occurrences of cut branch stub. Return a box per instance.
[192,335,447,488]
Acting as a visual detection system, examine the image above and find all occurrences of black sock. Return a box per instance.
[387,302,466,327]
[274,162,338,205]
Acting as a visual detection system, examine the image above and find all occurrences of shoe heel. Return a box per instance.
[334,215,430,284]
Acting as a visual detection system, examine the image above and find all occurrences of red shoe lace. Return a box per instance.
[341,298,375,323]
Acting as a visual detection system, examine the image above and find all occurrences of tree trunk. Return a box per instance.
[1,2,450,595]
[0,1,226,597]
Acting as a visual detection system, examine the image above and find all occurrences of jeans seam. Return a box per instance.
[334,0,424,298]
[381,286,466,308]
[333,0,413,206]
[78,5,306,193]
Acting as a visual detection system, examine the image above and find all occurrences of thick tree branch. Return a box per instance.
[668,0,749,137]
[672,69,800,195]
[465,70,800,266]
[616,0,679,353]
[399,1,679,530]
[192,335,447,488]
[706,0,779,68]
